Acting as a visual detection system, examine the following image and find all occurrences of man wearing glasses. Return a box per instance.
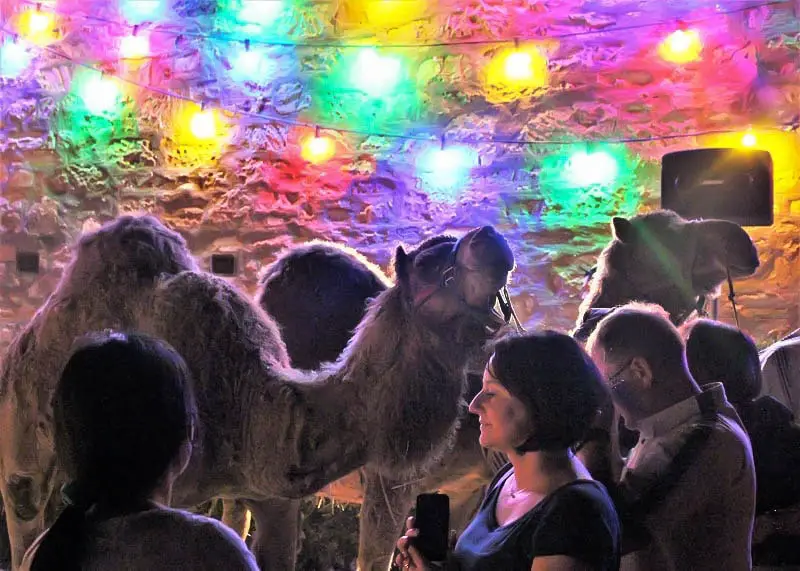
[585,302,755,571]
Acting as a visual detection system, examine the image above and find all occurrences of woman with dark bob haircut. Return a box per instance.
[397,330,621,571]
[21,331,258,571]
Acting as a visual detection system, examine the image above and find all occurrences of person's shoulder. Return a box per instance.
[690,416,755,487]
[136,508,259,570]
[555,480,616,508]
[530,480,620,562]
[544,480,619,525]
[708,414,751,455]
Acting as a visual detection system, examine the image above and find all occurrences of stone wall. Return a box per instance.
[2,144,800,352]
[1,0,800,351]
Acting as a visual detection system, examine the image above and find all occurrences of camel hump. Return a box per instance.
[257,241,390,369]
[153,270,290,367]
[60,214,199,294]
[258,241,390,297]
[148,270,290,400]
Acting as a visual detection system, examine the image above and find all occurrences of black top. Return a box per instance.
[739,395,800,513]
[452,464,621,571]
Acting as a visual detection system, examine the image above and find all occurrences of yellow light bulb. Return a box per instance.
[301,136,335,164]
[18,10,58,45]
[741,132,757,147]
[659,29,703,64]
[484,45,549,103]
[504,51,534,81]
[28,12,51,33]
[190,111,217,140]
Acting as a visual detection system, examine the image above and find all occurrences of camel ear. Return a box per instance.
[394,246,409,281]
[611,217,635,243]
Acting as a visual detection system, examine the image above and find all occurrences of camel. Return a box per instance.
[575,209,760,334]
[0,214,515,570]
[245,241,508,571]
[243,209,762,570]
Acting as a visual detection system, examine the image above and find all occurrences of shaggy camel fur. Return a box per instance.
[575,210,760,334]
[247,242,507,571]
[0,215,515,571]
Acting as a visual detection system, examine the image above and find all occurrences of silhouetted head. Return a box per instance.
[586,302,695,427]
[30,331,196,571]
[682,318,761,405]
[257,242,390,369]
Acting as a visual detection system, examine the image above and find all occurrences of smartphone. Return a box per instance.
[411,493,450,562]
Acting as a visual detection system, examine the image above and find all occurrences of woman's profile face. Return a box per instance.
[468,361,531,452]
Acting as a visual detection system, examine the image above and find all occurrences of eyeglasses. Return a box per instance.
[606,358,634,389]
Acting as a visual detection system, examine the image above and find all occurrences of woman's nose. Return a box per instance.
[468,394,482,414]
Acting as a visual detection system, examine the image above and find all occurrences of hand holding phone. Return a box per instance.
[410,493,450,563]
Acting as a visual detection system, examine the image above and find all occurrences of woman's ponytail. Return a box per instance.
[29,482,94,571]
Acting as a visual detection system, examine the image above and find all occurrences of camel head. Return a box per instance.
[57,215,199,296]
[578,210,759,327]
[394,226,515,331]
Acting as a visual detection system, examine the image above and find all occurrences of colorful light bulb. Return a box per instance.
[350,49,403,97]
[504,51,534,81]
[120,34,150,59]
[238,0,283,26]
[301,136,336,163]
[122,0,163,24]
[364,0,426,27]
[190,110,218,140]
[563,151,619,187]
[741,131,757,147]
[0,40,33,78]
[80,76,122,115]
[659,29,703,64]
[230,46,273,82]
[484,45,549,103]
[416,145,477,199]
[18,9,58,45]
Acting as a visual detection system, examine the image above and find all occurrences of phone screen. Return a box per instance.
[412,493,450,562]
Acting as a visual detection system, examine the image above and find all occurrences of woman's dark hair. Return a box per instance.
[490,330,609,454]
[30,331,197,571]
[684,318,762,405]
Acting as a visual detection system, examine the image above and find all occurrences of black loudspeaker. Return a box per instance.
[210,253,237,276]
[661,148,773,226]
[15,251,40,274]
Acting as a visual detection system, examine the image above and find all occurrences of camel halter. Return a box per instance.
[584,265,741,330]
[691,267,741,329]
[412,235,523,331]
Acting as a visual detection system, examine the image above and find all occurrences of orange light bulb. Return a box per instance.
[301,136,336,163]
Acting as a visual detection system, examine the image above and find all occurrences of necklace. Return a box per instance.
[507,476,531,499]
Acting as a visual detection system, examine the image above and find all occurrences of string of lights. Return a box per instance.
[11,0,792,49]
[3,0,798,196]
[3,21,792,149]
